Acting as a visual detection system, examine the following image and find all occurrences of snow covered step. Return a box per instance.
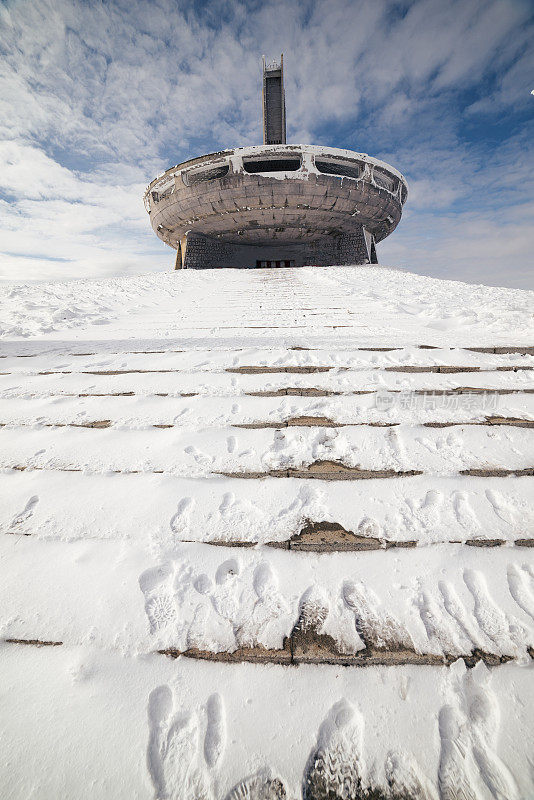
[2,471,532,547]
[1,346,532,374]
[0,424,532,477]
[1,366,532,399]
[1,647,532,800]
[1,537,534,664]
[3,341,534,360]
[1,391,533,429]
[3,265,532,346]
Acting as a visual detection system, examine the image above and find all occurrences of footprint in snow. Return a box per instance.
[385,750,437,800]
[297,584,330,634]
[415,587,465,656]
[418,489,443,527]
[139,563,176,634]
[438,704,479,800]
[463,569,518,654]
[170,497,195,536]
[10,495,39,531]
[452,491,480,532]
[466,672,519,800]
[469,686,519,800]
[210,559,241,625]
[303,699,364,800]
[438,580,482,650]
[226,435,237,454]
[237,563,288,649]
[357,516,381,540]
[186,602,210,650]
[225,771,289,800]
[485,489,517,526]
[507,564,534,621]
[147,685,220,800]
[186,574,214,649]
[184,446,213,467]
[343,580,413,652]
[204,693,225,772]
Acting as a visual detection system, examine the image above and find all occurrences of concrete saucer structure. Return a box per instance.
[144,57,407,269]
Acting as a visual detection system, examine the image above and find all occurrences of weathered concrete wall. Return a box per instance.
[181,228,373,269]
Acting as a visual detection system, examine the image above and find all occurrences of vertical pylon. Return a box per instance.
[262,54,286,145]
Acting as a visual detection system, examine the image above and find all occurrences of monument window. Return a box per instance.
[373,169,395,192]
[315,159,362,180]
[184,165,229,186]
[243,158,301,173]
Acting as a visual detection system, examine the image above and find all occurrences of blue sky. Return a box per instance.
[0,0,533,287]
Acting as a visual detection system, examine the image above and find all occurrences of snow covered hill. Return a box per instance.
[1,265,533,800]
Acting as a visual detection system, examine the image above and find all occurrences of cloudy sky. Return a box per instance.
[1,0,533,287]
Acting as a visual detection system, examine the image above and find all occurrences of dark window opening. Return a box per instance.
[373,169,395,192]
[186,165,229,186]
[315,160,361,179]
[256,259,295,268]
[243,158,300,173]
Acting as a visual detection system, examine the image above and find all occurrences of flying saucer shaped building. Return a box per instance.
[144,56,407,269]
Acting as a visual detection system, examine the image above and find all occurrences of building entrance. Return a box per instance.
[255,260,295,268]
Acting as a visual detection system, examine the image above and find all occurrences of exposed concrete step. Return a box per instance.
[236,416,534,429]
[3,525,533,662]
[221,462,534,481]
[1,633,526,669]
[192,521,533,552]
[3,416,533,430]
[228,365,533,375]
[7,388,531,399]
[467,346,534,354]
[2,424,532,477]
[2,368,531,398]
[250,387,534,396]
[4,638,62,647]
[156,644,517,668]
[3,344,533,359]
[3,364,532,376]
[6,463,533,480]
[2,471,531,546]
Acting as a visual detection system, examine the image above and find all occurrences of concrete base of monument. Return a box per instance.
[176,228,378,269]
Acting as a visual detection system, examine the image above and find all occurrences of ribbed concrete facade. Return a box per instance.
[144,144,407,270]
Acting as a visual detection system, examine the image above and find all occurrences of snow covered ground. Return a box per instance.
[0,265,533,800]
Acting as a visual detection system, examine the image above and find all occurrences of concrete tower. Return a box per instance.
[262,55,286,145]
[144,58,407,269]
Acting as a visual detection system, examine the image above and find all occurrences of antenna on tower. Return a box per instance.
[262,54,286,145]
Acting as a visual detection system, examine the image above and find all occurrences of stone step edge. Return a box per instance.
[2,345,533,359]
[5,389,533,399]
[2,365,532,376]
[2,417,532,430]
[5,464,534,479]
[3,638,527,668]
[220,465,534,480]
